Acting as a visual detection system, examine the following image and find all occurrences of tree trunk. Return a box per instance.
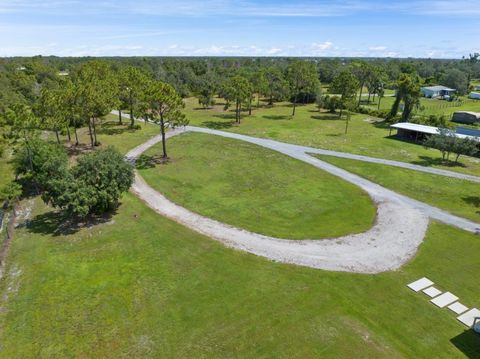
[55,130,60,144]
[130,105,134,127]
[292,93,297,116]
[74,126,79,146]
[367,92,371,104]
[358,83,364,106]
[87,119,94,148]
[160,115,167,159]
[118,109,123,125]
[248,97,252,116]
[66,126,71,142]
[378,97,382,110]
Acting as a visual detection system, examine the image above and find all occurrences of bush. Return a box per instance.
[357,106,389,119]
[12,139,69,189]
[43,147,134,217]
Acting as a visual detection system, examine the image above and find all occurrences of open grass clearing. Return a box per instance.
[362,95,480,119]
[0,193,479,358]
[138,132,376,239]
[184,97,480,176]
[315,155,480,223]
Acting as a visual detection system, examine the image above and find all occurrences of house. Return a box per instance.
[389,122,480,143]
[452,111,480,124]
[421,85,456,99]
[469,92,480,100]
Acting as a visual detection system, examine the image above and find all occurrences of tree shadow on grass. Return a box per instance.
[262,115,290,120]
[97,123,139,136]
[25,209,116,237]
[372,120,392,130]
[212,113,236,120]
[450,330,480,359]
[135,154,168,169]
[311,114,343,121]
[201,120,235,129]
[410,156,466,168]
[463,196,480,214]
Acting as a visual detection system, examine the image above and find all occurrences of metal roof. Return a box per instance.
[421,85,456,92]
[390,122,480,141]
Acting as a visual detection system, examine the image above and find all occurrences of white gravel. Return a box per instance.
[123,120,480,273]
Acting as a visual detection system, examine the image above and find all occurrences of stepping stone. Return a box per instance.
[407,277,433,292]
[448,302,469,315]
[457,308,480,327]
[423,286,442,298]
[431,292,458,308]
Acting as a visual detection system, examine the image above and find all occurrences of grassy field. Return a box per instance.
[71,114,160,155]
[316,155,480,223]
[184,98,480,177]
[0,194,478,358]
[362,95,480,119]
[139,132,376,239]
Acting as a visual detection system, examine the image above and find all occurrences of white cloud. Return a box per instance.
[368,46,387,51]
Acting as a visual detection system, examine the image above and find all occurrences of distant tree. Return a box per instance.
[222,75,253,124]
[75,61,117,147]
[388,73,421,122]
[12,138,68,189]
[287,61,320,116]
[377,86,385,110]
[263,67,288,106]
[351,61,373,106]
[330,70,359,117]
[322,95,342,113]
[37,87,69,144]
[441,68,469,95]
[117,66,149,127]
[143,81,188,159]
[3,104,41,178]
[423,129,456,161]
[315,88,324,111]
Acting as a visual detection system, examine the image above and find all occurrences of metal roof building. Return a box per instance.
[421,85,456,98]
[390,122,480,142]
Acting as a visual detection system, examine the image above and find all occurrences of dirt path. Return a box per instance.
[125,127,478,273]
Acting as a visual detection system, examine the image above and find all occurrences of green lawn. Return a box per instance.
[74,115,160,155]
[0,194,479,358]
[363,95,480,119]
[184,98,480,177]
[139,132,376,239]
[315,155,480,223]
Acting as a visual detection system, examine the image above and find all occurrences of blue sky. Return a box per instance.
[0,0,479,58]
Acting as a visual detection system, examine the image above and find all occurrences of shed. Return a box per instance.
[469,92,480,100]
[389,122,480,143]
[452,111,480,124]
[421,85,456,98]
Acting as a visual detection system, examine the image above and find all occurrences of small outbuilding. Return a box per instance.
[452,111,480,124]
[390,122,480,143]
[421,85,456,99]
[469,92,480,100]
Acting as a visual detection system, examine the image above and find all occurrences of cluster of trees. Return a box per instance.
[1,60,188,160]
[13,139,133,217]
[0,59,191,217]
[424,129,479,163]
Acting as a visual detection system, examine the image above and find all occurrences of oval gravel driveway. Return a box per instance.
[125,126,480,273]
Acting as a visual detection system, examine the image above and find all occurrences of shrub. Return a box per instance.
[43,147,134,217]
